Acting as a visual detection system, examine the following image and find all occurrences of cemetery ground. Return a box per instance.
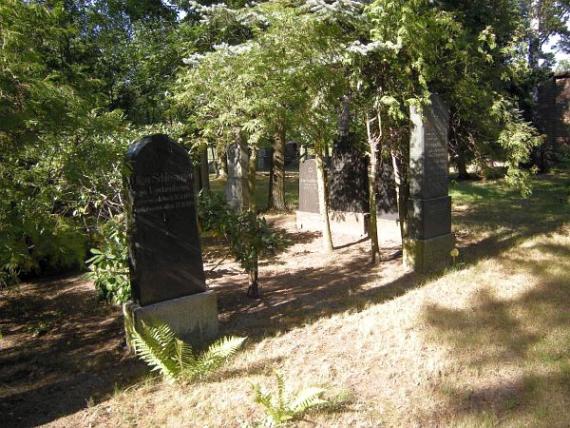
[1,168,569,427]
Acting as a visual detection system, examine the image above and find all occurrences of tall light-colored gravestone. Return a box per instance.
[124,134,218,346]
[404,95,454,272]
[225,140,249,211]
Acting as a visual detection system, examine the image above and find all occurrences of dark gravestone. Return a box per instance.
[405,95,453,272]
[256,148,272,171]
[126,134,206,306]
[225,142,249,211]
[329,148,369,213]
[298,159,320,213]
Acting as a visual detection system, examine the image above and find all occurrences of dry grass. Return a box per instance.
[55,171,570,427]
[61,228,569,428]
[3,170,569,427]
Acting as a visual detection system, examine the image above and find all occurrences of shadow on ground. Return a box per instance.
[0,276,147,428]
[419,171,570,424]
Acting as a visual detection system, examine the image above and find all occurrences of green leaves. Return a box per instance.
[85,217,130,304]
[252,372,329,426]
[128,319,246,383]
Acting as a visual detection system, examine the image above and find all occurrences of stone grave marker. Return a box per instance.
[125,134,218,345]
[298,158,319,213]
[404,95,454,272]
[296,157,369,238]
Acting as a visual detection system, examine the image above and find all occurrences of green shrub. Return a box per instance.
[85,216,130,304]
[197,191,283,298]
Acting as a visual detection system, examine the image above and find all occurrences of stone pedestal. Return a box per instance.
[125,291,218,348]
[404,234,454,273]
[296,210,369,238]
[377,213,402,247]
[404,95,453,272]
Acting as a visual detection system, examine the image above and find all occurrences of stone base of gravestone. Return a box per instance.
[403,94,453,273]
[295,210,369,238]
[403,233,454,273]
[377,212,402,247]
[124,290,218,349]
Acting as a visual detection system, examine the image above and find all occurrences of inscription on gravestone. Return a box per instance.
[405,94,453,272]
[408,94,452,240]
[298,159,319,213]
[126,134,206,306]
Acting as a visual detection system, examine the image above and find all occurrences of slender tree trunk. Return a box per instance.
[267,147,274,210]
[366,114,381,264]
[246,258,259,298]
[393,146,409,241]
[248,147,257,212]
[210,146,220,177]
[269,122,286,211]
[456,153,470,180]
[315,148,333,253]
[200,146,210,192]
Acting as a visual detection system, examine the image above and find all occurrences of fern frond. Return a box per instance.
[130,322,179,380]
[289,387,328,413]
[197,336,247,374]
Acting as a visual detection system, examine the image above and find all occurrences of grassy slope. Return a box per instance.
[70,169,569,428]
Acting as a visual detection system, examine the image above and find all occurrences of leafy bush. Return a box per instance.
[197,191,283,298]
[85,216,130,304]
[252,372,329,426]
[125,312,246,382]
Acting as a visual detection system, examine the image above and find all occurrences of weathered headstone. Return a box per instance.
[376,156,402,246]
[404,95,454,272]
[298,159,319,213]
[225,141,249,211]
[124,134,218,345]
[256,148,272,171]
[295,157,369,238]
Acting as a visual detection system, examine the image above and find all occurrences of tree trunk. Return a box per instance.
[246,258,260,298]
[456,152,470,180]
[393,147,409,241]
[248,147,257,212]
[366,114,381,264]
[267,147,274,211]
[211,146,220,177]
[200,146,210,192]
[315,149,333,253]
[269,122,286,211]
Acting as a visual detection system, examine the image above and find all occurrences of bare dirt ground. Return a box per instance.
[1,172,569,427]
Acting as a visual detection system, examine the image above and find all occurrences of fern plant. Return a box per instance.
[252,372,328,426]
[127,317,246,382]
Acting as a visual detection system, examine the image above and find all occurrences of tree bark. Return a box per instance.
[246,258,260,298]
[200,146,210,192]
[248,147,257,212]
[366,114,381,264]
[269,122,286,211]
[393,147,409,241]
[315,149,333,253]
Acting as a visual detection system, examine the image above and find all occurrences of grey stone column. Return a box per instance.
[404,94,454,272]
